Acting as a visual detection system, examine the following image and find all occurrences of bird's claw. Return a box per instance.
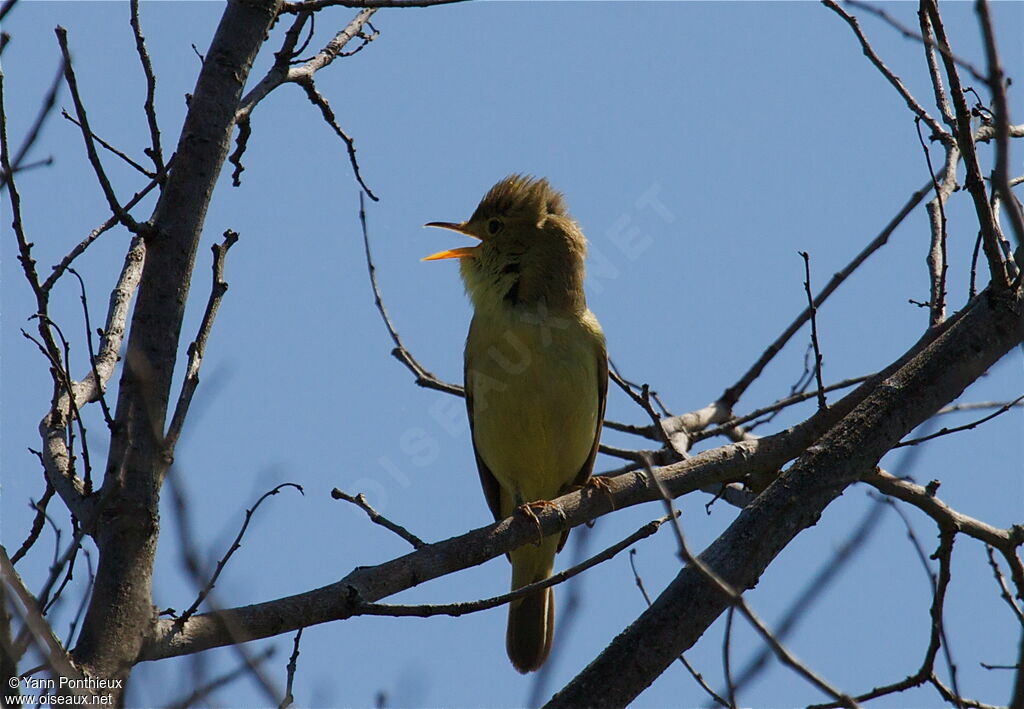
[515,500,561,546]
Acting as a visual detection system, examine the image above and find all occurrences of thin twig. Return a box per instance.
[918,4,956,129]
[896,395,1024,447]
[0,69,63,371]
[357,516,670,618]
[922,0,1008,288]
[844,0,987,82]
[641,456,860,708]
[0,60,64,189]
[722,606,738,709]
[822,0,947,140]
[799,252,827,409]
[976,0,1024,254]
[811,512,962,708]
[722,494,888,700]
[984,546,1024,626]
[165,468,285,703]
[916,117,954,326]
[693,375,873,444]
[10,483,56,566]
[719,179,933,409]
[610,371,677,454]
[68,268,114,428]
[43,162,167,292]
[357,191,462,395]
[166,648,276,709]
[295,79,376,199]
[331,488,425,549]
[282,0,467,11]
[863,469,1022,552]
[165,230,239,452]
[233,9,379,197]
[628,549,729,708]
[129,0,164,174]
[178,483,304,624]
[60,109,154,177]
[55,27,146,235]
[0,547,85,691]
[0,0,18,23]
[279,629,302,709]
[936,399,1024,415]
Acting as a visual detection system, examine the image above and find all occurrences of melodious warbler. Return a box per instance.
[424,175,607,673]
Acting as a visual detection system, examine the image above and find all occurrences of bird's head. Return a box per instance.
[424,175,588,312]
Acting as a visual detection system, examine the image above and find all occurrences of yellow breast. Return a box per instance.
[465,305,603,516]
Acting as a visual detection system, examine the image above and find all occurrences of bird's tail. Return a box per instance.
[506,535,558,673]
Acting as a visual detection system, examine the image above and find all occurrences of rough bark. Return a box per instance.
[71,0,284,689]
[546,286,1024,708]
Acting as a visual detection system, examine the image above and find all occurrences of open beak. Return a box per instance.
[422,221,482,261]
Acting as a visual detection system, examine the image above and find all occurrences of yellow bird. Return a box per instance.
[424,175,608,673]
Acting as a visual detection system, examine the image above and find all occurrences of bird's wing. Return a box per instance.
[465,353,503,522]
[557,337,608,552]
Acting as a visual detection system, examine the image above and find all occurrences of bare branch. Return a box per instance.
[9,484,55,566]
[609,370,678,454]
[726,495,888,698]
[166,648,275,709]
[916,117,956,326]
[165,229,239,453]
[39,236,146,520]
[358,191,462,395]
[0,547,85,691]
[55,27,147,235]
[546,286,1023,708]
[60,109,155,177]
[129,0,164,174]
[921,0,1009,288]
[628,550,728,707]
[278,629,302,709]
[862,469,1023,552]
[295,78,376,199]
[282,0,467,11]
[178,483,304,624]
[356,516,669,618]
[692,375,873,444]
[0,0,17,23]
[141,286,1024,664]
[808,527,959,707]
[641,457,858,708]
[844,0,986,82]
[976,0,1024,256]
[719,178,933,409]
[896,395,1024,447]
[331,488,425,549]
[42,162,167,293]
[233,9,378,196]
[799,251,827,409]
[822,0,947,141]
[0,60,63,189]
[985,546,1024,626]
[936,399,1024,415]
[918,4,955,129]
[68,268,114,429]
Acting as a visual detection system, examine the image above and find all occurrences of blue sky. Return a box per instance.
[2,1,1023,707]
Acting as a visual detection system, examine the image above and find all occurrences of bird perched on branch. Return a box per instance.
[424,175,607,673]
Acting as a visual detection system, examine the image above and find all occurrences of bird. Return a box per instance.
[424,175,608,673]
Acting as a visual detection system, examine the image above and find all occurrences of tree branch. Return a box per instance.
[544,286,1024,708]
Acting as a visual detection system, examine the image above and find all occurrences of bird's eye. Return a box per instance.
[487,218,503,235]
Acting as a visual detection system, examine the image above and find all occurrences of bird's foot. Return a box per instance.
[570,475,616,510]
[515,500,561,546]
